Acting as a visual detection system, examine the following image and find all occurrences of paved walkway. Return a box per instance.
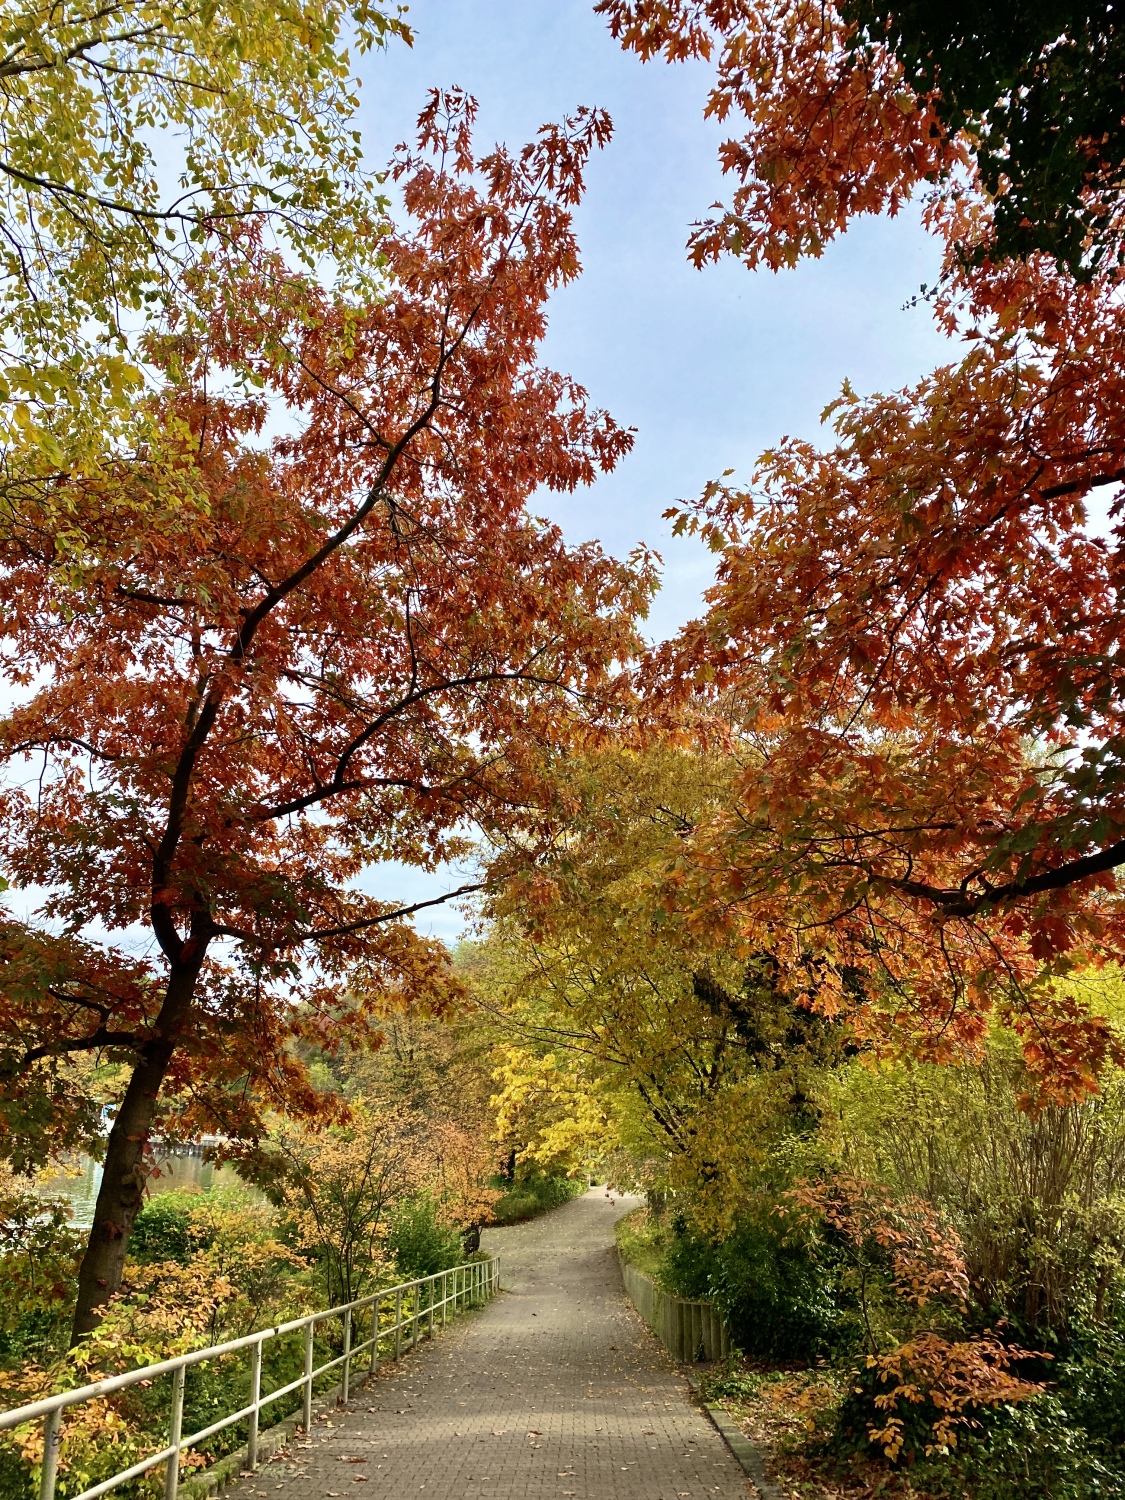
[238,1189,750,1500]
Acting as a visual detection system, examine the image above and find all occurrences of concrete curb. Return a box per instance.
[179,1382,344,1499]
[701,1402,786,1500]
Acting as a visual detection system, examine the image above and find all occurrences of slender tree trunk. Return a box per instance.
[69,965,198,1344]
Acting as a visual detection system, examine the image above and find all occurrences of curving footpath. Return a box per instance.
[227,1188,750,1500]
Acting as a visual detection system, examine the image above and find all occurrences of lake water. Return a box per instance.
[38,1154,255,1228]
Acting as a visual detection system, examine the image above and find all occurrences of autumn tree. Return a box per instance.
[598,1,1125,1087]
[842,0,1125,271]
[478,744,853,1215]
[0,0,409,510]
[0,93,656,1340]
[264,1103,420,1307]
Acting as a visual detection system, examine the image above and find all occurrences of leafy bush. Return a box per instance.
[129,1196,194,1265]
[490,1170,584,1225]
[0,1188,312,1499]
[833,1333,1042,1465]
[699,1365,765,1403]
[841,1031,1125,1340]
[385,1194,463,1280]
[614,1206,667,1280]
[1053,1322,1125,1472]
[0,1181,82,1367]
[661,1212,850,1362]
[907,1394,1123,1500]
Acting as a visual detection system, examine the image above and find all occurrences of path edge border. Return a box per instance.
[178,1380,345,1500]
[703,1403,786,1500]
[684,1375,785,1500]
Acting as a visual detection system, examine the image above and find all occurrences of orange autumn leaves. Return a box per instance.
[598,1,1125,1092]
[787,1176,1043,1458]
[596,0,963,269]
[657,260,1125,1086]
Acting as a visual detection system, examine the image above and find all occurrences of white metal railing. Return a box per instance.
[0,1256,500,1500]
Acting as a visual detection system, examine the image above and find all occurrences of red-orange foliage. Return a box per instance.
[787,1175,972,1318]
[603,1,1125,1089]
[0,92,655,1337]
[864,1332,1043,1460]
[596,0,964,269]
[787,1177,1043,1458]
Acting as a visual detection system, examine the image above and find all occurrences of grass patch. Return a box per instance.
[613,1205,671,1282]
[490,1170,585,1226]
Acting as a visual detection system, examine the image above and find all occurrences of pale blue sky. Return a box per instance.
[356,0,954,939]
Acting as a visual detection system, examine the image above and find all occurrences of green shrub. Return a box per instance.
[907,1395,1123,1500]
[491,1170,583,1225]
[700,1366,765,1403]
[661,1212,850,1362]
[129,1194,195,1264]
[386,1194,463,1280]
[0,1184,82,1367]
[826,1329,1125,1498]
[1054,1322,1125,1470]
[614,1207,667,1279]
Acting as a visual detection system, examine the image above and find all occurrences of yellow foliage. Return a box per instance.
[490,1045,616,1173]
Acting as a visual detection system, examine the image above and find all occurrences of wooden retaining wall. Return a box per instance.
[618,1253,731,1362]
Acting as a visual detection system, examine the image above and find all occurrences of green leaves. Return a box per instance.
[0,0,409,517]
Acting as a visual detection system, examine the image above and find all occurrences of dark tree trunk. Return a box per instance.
[69,964,199,1344]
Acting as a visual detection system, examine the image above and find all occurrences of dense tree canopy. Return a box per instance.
[480,745,854,1220]
[658,244,1125,1092]
[843,0,1125,269]
[598,0,1125,271]
[597,0,1125,1089]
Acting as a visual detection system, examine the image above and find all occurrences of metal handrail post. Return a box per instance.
[427,1280,435,1340]
[341,1309,352,1406]
[164,1365,185,1500]
[246,1340,263,1468]
[162,1368,185,1500]
[39,1407,62,1500]
[394,1288,402,1360]
[369,1294,380,1375]
[302,1320,314,1431]
[442,1270,448,1328]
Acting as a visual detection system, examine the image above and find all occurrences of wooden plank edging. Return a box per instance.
[616,1251,731,1361]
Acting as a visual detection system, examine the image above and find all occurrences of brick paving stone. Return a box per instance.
[230,1188,751,1500]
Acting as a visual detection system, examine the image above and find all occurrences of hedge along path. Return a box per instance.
[226,1189,752,1500]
